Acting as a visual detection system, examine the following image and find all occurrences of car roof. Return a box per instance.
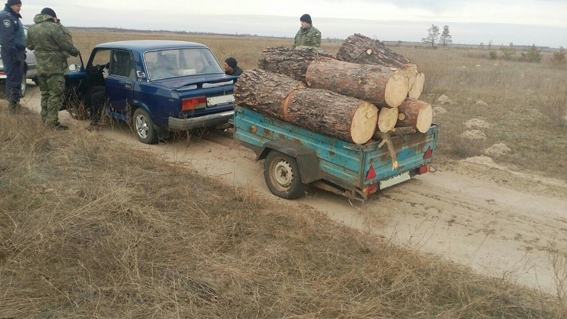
[94,40,209,51]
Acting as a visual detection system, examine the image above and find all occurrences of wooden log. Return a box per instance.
[234,69,305,122]
[305,58,409,108]
[258,46,335,82]
[408,72,425,100]
[377,106,399,133]
[403,64,418,93]
[235,69,378,144]
[396,99,433,133]
[337,33,412,68]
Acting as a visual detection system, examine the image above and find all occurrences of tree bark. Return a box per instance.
[408,72,425,100]
[258,46,335,82]
[234,69,305,122]
[337,33,412,68]
[396,99,433,133]
[235,69,378,144]
[305,58,409,107]
[377,106,399,133]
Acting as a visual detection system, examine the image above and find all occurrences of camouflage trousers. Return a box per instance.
[38,73,65,125]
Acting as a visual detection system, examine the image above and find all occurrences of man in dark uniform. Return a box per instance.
[26,7,79,130]
[0,0,25,113]
[223,57,243,76]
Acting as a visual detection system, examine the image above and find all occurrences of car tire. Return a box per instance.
[264,151,307,199]
[133,108,158,144]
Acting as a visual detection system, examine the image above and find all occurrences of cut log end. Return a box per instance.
[415,103,433,133]
[408,72,425,100]
[384,71,410,108]
[350,102,378,144]
[377,106,399,133]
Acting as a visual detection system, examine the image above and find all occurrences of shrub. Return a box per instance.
[552,46,566,64]
[524,44,542,63]
[489,50,497,60]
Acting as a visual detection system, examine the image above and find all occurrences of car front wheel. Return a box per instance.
[133,108,158,144]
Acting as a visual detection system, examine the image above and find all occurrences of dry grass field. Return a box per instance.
[1,30,566,318]
[70,30,567,181]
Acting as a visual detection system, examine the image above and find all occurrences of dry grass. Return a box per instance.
[1,101,567,318]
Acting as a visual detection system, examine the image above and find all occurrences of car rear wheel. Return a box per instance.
[264,151,307,199]
[133,108,158,144]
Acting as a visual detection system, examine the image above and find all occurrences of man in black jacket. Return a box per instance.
[0,0,25,113]
[223,57,243,76]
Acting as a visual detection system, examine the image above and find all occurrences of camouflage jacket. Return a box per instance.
[26,14,79,75]
[293,25,321,48]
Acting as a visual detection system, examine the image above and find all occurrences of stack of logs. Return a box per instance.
[234,33,433,145]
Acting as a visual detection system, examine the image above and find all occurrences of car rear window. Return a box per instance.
[144,48,223,80]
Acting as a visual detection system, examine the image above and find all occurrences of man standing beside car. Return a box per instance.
[0,0,26,113]
[26,7,79,130]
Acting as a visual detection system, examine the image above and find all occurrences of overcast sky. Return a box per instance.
[18,0,567,48]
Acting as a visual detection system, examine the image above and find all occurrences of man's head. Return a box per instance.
[223,57,237,72]
[300,14,312,29]
[40,7,56,20]
[7,0,22,14]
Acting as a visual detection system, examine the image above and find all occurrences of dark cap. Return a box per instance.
[300,14,312,24]
[7,0,22,6]
[40,7,57,18]
[225,57,237,69]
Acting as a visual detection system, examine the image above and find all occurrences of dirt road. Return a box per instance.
[22,86,567,295]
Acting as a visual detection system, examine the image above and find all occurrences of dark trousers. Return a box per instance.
[1,48,25,104]
[89,86,106,123]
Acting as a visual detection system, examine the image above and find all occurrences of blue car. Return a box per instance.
[65,40,236,144]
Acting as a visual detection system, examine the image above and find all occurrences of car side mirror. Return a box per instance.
[68,64,79,72]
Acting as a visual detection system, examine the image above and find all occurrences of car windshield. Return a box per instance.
[144,48,223,81]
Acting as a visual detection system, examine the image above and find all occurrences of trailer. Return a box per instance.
[233,105,438,201]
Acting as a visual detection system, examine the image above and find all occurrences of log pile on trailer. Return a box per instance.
[235,33,433,147]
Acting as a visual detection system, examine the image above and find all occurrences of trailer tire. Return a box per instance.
[264,151,307,199]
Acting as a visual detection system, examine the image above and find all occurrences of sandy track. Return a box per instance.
[22,86,567,294]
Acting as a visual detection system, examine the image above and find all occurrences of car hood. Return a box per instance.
[150,73,237,91]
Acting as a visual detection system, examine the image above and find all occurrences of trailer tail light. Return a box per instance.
[181,97,207,111]
[423,146,433,159]
[418,165,430,175]
[365,165,376,180]
[363,183,379,195]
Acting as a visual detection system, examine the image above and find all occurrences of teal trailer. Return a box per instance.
[233,105,438,201]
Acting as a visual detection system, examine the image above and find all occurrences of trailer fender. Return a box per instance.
[257,140,321,184]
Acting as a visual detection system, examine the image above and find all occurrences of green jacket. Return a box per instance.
[26,14,80,75]
[293,25,321,48]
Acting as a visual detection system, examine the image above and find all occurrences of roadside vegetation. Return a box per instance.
[1,102,566,318]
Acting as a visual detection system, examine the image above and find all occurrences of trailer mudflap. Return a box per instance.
[256,140,321,184]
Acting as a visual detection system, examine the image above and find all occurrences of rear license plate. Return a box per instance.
[379,171,411,190]
[207,95,234,106]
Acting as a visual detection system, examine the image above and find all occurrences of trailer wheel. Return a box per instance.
[264,151,307,199]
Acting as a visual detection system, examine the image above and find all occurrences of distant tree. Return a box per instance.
[479,42,485,50]
[421,24,440,48]
[489,51,498,60]
[439,25,452,47]
[552,46,566,64]
[524,44,542,63]
[488,40,492,51]
[501,42,516,60]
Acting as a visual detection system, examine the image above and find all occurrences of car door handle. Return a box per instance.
[125,83,133,89]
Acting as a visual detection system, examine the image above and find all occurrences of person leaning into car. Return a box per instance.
[0,0,26,113]
[26,7,79,130]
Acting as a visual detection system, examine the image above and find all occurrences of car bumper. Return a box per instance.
[168,110,234,130]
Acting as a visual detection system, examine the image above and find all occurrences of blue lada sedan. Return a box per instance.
[65,40,236,144]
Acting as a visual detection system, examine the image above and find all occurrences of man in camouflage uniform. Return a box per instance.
[293,14,321,48]
[26,7,79,130]
[0,0,26,113]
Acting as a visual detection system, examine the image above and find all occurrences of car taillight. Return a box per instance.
[366,165,376,180]
[181,97,207,111]
[418,165,430,175]
[423,146,433,159]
